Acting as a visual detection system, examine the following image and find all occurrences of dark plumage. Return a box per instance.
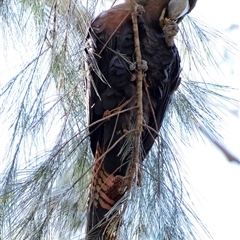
[84,0,193,238]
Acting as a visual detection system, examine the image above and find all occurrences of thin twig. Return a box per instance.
[194,120,240,164]
[127,0,143,189]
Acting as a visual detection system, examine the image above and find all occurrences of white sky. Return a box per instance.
[0,0,240,239]
[185,0,240,239]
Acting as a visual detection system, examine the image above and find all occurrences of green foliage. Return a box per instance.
[0,0,238,239]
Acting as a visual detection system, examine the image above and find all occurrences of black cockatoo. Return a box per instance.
[85,0,197,239]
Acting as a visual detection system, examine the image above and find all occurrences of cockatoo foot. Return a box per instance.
[135,4,145,16]
[129,60,148,72]
[162,19,179,46]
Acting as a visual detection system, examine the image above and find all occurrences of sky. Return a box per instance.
[1,0,240,239]
[183,0,240,239]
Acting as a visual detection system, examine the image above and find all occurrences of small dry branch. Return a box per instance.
[127,0,144,189]
[195,121,240,164]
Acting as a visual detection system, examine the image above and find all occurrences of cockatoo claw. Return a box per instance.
[162,20,179,46]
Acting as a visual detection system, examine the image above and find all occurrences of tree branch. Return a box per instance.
[195,121,240,164]
[127,0,144,189]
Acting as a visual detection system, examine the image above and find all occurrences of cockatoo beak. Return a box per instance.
[168,0,190,21]
[160,0,197,26]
